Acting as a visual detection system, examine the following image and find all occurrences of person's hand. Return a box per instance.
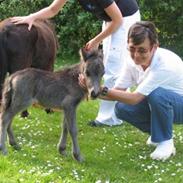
[78,74,87,90]
[85,38,99,51]
[10,15,35,31]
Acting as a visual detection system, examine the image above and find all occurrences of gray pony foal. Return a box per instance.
[0,48,104,162]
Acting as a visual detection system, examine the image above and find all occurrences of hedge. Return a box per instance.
[0,0,182,58]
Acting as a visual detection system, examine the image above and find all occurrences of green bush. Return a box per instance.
[53,0,101,55]
[0,0,101,56]
[139,0,183,58]
[0,0,183,58]
[0,0,50,18]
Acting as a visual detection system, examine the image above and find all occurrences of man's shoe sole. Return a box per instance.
[88,120,106,127]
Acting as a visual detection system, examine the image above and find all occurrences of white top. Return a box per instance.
[115,47,183,96]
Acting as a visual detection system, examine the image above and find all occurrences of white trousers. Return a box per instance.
[96,10,141,126]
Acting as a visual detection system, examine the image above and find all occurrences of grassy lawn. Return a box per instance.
[0,56,183,182]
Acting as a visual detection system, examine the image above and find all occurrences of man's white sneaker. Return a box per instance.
[146,136,158,147]
[150,139,176,161]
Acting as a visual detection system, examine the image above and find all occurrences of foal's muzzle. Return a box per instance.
[91,90,100,99]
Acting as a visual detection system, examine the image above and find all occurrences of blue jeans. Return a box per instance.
[115,87,183,143]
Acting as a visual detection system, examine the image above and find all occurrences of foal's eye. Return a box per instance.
[85,70,90,77]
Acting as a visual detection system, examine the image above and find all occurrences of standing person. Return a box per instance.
[95,21,183,160]
[11,0,141,127]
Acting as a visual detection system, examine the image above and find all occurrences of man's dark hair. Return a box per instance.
[128,21,159,45]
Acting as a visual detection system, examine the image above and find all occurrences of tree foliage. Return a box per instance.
[138,0,183,57]
[0,0,183,57]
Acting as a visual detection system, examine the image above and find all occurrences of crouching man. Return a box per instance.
[80,21,183,160]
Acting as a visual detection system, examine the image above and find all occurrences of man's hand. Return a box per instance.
[78,74,87,90]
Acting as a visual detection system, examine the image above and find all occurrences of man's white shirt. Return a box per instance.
[115,47,183,96]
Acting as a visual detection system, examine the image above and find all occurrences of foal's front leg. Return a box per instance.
[64,107,83,162]
[58,116,68,156]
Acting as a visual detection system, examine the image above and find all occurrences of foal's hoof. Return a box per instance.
[20,110,29,118]
[58,146,67,156]
[0,145,7,155]
[12,144,21,151]
[1,150,8,155]
[73,153,84,163]
[45,108,54,114]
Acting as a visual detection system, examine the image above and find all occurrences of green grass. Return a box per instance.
[0,56,183,182]
[54,54,79,70]
[0,102,183,183]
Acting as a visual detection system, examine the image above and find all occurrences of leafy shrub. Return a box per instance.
[0,0,183,58]
[53,0,101,55]
[139,0,183,58]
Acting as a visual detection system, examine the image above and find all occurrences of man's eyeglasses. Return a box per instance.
[127,46,153,55]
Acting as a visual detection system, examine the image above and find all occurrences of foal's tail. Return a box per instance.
[1,76,13,113]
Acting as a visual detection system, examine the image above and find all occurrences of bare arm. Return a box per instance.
[11,0,67,30]
[100,87,146,105]
[78,73,144,105]
[31,0,67,19]
[85,1,123,50]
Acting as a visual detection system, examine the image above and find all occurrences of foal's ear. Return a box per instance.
[97,48,103,59]
[79,47,103,62]
[79,48,91,62]
[80,48,99,62]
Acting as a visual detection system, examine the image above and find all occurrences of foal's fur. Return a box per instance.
[0,49,104,162]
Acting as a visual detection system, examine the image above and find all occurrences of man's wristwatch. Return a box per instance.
[101,86,109,96]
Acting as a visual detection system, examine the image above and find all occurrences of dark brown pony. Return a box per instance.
[0,18,58,116]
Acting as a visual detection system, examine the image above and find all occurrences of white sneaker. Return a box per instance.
[146,136,158,147]
[150,139,176,161]
[96,117,123,126]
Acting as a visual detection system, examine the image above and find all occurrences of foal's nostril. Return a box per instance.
[91,90,99,99]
